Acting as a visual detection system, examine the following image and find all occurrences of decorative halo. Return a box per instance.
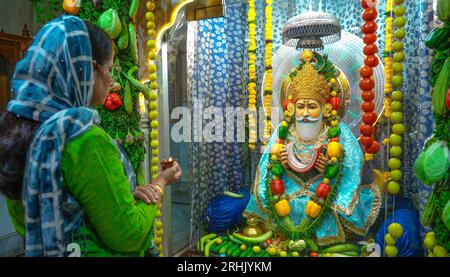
[263,31,385,137]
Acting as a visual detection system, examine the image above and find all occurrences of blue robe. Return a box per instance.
[244,122,381,246]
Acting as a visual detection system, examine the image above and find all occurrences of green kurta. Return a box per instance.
[6,125,157,257]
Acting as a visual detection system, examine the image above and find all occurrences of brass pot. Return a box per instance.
[242,217,263,237]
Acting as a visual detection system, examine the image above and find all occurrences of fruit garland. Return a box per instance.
[265,53,344,246]
[384,222,404,257]
[263,0,273,145]
[248,0,257,150]
[387,0,407,195]
[359,0,381,153]
[359,0,381,158]
[146,0,163,257]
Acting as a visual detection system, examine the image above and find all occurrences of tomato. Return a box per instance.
[359,78,375,90]
[362,101,375,112]
[359,65,373,78]
[363,33,377,44]
[360,124,375,136]
[365,141,380,154]
[362,7,378,21]
[365,55,379,67]
[309,251,319,257]
[360,135,374,146]
[362,21,378,34]
[361,90,375,101]
[363,111,378,125]
[328,97,341,111]
[446,89,450,111]
[364,43,379,55]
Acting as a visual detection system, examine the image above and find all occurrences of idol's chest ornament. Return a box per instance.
[285,125,329,174]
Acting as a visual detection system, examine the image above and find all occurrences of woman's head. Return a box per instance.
[7,15,112,122]
[84,20,114,106]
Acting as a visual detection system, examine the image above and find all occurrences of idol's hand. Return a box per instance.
[315,153,327,173]
[134,185,163,204]
[280,146,290,169]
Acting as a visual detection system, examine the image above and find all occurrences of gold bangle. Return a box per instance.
[154,185,164,197]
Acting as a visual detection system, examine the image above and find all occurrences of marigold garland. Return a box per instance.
[263,0,273,145]
[248,0,257,150]
[146,0,163,256]
[387,0,406,195]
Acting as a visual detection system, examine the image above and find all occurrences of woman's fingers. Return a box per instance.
[134,190,152,204]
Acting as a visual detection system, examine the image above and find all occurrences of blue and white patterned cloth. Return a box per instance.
[7,15,136,256]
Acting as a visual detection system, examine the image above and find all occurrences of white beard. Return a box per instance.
[295,118,323,142]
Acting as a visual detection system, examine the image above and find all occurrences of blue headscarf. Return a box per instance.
[7,15,137,256]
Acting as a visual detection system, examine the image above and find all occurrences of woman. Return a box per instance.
[0,15,181,256]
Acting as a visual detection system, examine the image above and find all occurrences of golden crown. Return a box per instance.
[282,50,332,104]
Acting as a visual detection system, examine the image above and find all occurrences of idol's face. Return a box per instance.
[294,99,322,122]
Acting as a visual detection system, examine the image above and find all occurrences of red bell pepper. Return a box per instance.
[316,182,331,199]
[270,179,285,195]
[104,93,123,111]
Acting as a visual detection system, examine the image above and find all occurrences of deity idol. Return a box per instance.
[244,50,381,248]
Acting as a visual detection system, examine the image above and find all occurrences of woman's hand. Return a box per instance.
[154,161,182,188]
[315,153,327,174]
[133,185,163,204]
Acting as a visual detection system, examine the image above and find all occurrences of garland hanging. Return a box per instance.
[386,0,406,195]
[359,0,381,159]
[145,0,163,257]
[384,222,404,257]
[247,0,257,150]
[383,0,394,120]
[263,0,273,145]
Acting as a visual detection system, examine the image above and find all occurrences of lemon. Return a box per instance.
[388,181,400,195]
[292,251,300,257]
[388,158,401,170]
[156,229,163,236]
[394,16,406,28]
[156,210,162,217]
[151,130,158,139]
[390,170,402,181]
[149,92,157,101]
[432,246,448,257]
[388,223,404,239]
[151,120,159,129]
[390,146,402,157]
[154,236,162,245]
[428,252,435,257]
[252,246,261,254]
[392,41,404,52]
[240,244,247,251]
[151,149,159,156]
[146,1,156,11]
[279,251,288,257]
[389,134,402,146]
[216,238,223,245]
[150,81,158,90]
[146,12,155,21]
[149,111,158,120]
[151,140,159,149]
[148,64,157,74]
[149,101,158,111]
[392,124,405,135]
[151,157,159,165]
[425,231,435,238]
[393,52,405,63]
[151,166,159,174]
[385,234,397,246]
[392,63,404,74]
[424,236,438,250]
[385,245,398,257]
[149,73,157,82]
[394,28,406,40]
[391,101,402,112]
[390,112,403,124]
[155,220,163,229]
[391,90,403,101]
[267,247,277,256]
